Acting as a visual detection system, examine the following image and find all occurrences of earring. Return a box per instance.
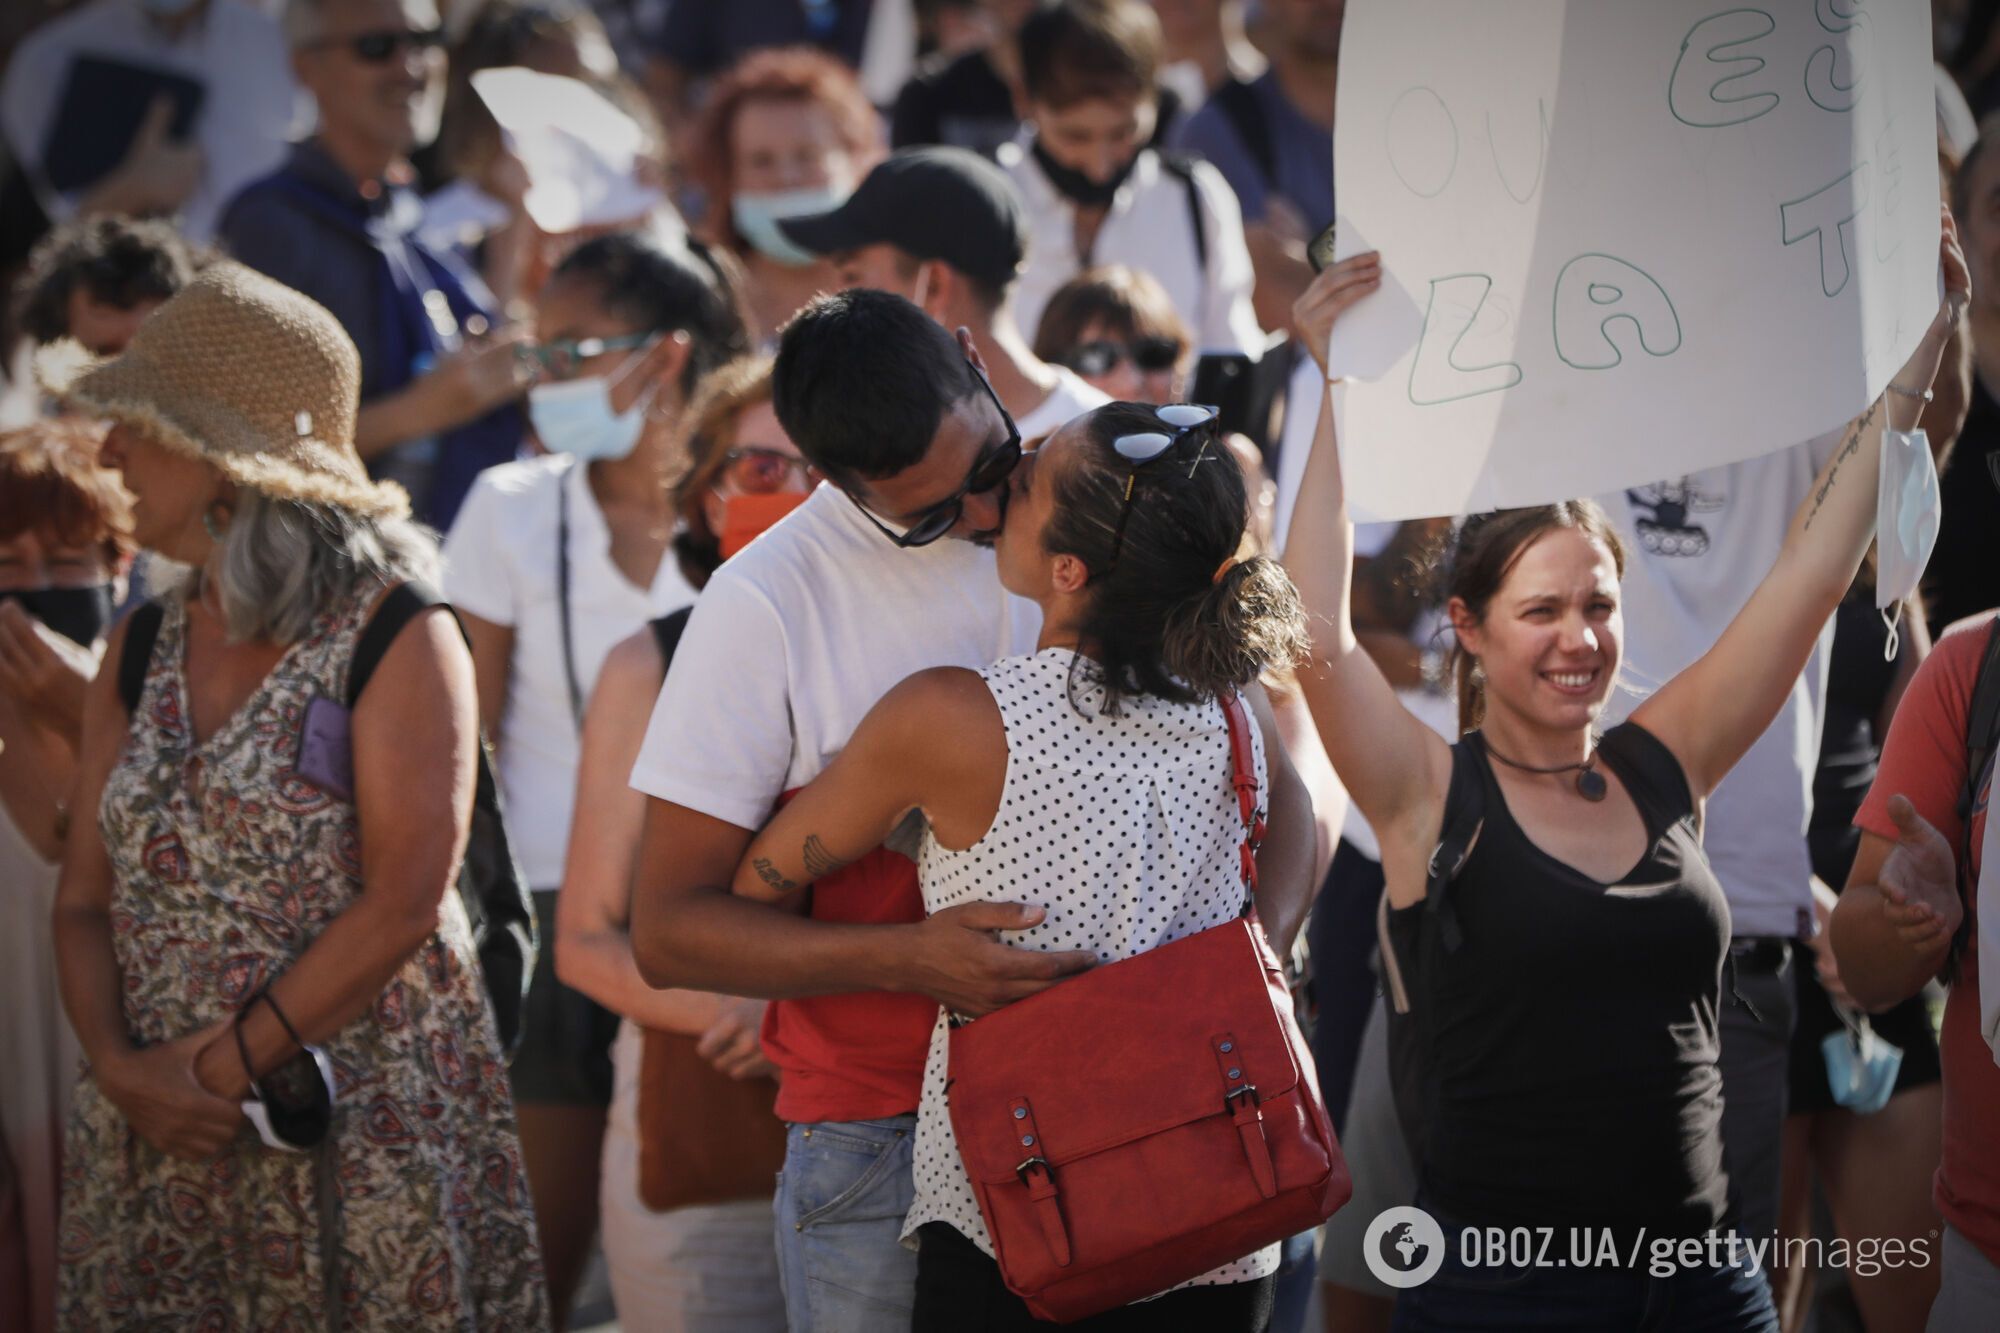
[1468,658,1486,686]
[202,503,231,542]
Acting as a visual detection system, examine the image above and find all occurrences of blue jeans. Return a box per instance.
[772,1115,918,1331]
[1390,1221,1778,1332]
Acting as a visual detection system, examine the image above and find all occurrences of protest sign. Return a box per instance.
[1326,0,1940,520]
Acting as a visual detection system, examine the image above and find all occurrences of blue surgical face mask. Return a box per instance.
[1875,426,1940,660]
[1821,1009,1904,1115]
[527,350,658,462]
[732,183,850,267]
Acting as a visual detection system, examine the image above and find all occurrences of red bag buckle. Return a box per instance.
[1010,1102,1072,1267]
[1214,1035,1277,1199]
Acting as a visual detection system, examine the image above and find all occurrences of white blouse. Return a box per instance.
[902,648,1280,1291]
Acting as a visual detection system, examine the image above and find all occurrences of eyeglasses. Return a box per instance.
[724,447,816,494]
[1061,337,1184,379]
[1100,403,1220,579]
[524,333,653,380]
[234,993,336,1153]
[847,361,1023,548]
[312,26,447,64]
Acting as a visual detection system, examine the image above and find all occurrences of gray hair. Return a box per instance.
[181,492,440,645]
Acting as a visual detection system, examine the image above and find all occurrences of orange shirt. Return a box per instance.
[1856,611,2000,1266]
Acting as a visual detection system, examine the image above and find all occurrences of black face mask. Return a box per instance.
[1030,136,1139,209]
[0,584,114,646]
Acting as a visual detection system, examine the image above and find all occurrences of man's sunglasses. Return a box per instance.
[847,362,1023,548]
[724,447,816,494]
[312,27,447,64]
[1061,337,1183,379]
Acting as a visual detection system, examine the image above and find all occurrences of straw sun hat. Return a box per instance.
[36,260,409,519]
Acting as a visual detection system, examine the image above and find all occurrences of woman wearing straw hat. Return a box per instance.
[41,262,549,1329]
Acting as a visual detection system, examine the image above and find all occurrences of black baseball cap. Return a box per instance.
[778,146,1028,290]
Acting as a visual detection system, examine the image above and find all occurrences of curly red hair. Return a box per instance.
[688,47,882,253]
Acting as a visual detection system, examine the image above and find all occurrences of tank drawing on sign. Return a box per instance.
[1625,479,1725,556]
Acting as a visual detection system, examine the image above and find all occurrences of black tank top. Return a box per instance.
[1394,722,1733,1240]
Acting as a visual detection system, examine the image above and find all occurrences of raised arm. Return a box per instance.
[1283,256,1456,898]
[1633,208,1968,799]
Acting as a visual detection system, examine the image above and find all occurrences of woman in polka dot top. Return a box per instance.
[731,400,1316,1329]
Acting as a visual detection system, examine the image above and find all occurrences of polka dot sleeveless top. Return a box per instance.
[901,648,1281,1288]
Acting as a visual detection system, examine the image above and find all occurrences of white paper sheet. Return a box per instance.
[1326,0,1940,520]
[471,66,665,234]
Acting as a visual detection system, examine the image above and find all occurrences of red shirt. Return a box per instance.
[758,822,933,1125]
[1856,611,2000,1266]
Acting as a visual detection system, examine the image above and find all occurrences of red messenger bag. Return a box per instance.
[945,692,1351,1323]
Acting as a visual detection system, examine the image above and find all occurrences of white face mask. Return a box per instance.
[1875,426,1941,660]
[732,183,849,266]
[527,350,658,463]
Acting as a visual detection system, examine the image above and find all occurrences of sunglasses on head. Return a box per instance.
[1099,403,1220,579]
[1062,337,1184,379]
[847,361,1023,548]
[313,27,447,64]
[235,992,336,1153]
[724,447,815,494]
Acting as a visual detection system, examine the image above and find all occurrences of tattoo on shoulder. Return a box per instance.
[1802,401,1879,532]
[752,857,798,893]
[802,834,842,879]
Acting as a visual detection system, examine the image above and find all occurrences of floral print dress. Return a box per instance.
[58,585,549,1331]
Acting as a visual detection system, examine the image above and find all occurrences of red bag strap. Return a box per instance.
[1221,692,1265,898]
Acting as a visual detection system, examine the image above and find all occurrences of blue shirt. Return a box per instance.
[1172,72,1333,231]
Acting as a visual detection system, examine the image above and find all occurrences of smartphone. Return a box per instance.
[1307,221,1339,275]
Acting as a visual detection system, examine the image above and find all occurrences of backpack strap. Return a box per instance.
[648,606,693,667]
[1425,740,1485,955]
[1210,77,1277,195]
[1949,618,2000,981]
[116,600,167,716]
[1157,151,1210,273]
[347,581,463,707]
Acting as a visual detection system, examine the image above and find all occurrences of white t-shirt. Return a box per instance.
[0,0,304,243]
[1597,435,1842,940]
[631,484,1041,827]
[1016,365,1112,441]
[1000,142,1264,356]
[443,455,698,886]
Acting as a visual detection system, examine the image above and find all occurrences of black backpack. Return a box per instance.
[1950,618,2000,983]
[117,582,537,1056]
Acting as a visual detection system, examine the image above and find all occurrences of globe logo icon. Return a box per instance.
[1361,1206,1447,1288]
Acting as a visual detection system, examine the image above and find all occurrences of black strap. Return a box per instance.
[648,606,693,666]
[345,581,474,706]
[1210,78,1277,195]
[116,600,167,716]
[1424,741,1485,954]
[555,477,584,729]
[1158,152,1210,273]
[1950,618,2000,982]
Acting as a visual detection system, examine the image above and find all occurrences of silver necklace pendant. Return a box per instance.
[1576,767,1608,802]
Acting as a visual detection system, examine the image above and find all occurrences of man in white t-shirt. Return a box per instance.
[627,290,1315,1329]
[1597,434,1842,1252]
[778,145,1113,440]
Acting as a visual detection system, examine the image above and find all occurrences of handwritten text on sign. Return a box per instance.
[1326,0,1938,521]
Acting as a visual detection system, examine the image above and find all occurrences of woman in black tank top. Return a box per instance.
[1283,223,1966,1332]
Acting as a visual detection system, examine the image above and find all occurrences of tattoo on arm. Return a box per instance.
[1801,402,1879,532]
[802,834,843,880]
[752,857,798,893]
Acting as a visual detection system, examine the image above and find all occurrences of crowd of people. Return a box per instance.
[2,2,1999,1332]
